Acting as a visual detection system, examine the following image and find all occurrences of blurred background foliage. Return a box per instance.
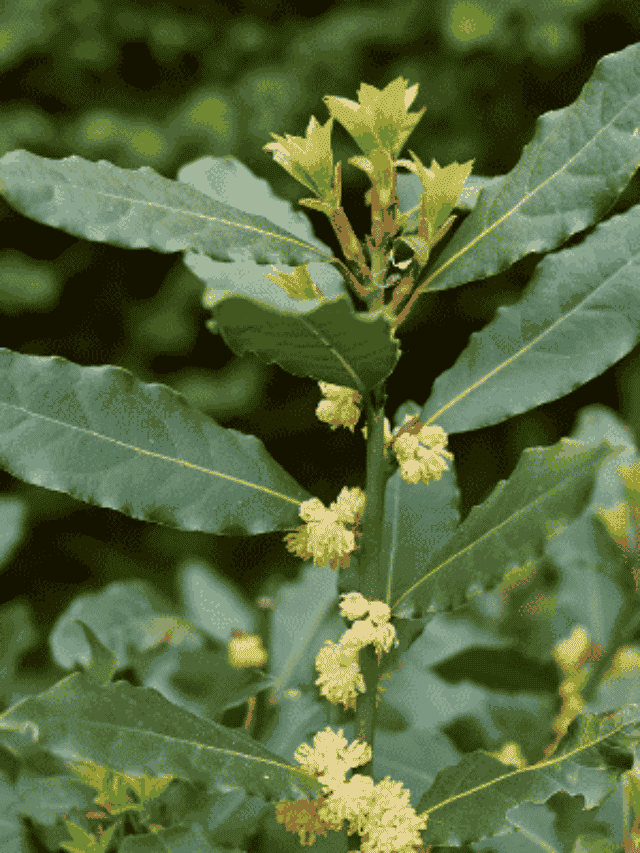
[0,0,640,722]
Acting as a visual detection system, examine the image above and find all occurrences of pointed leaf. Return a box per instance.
[391,413,624,619]
[323,77,426,159]
[400,153,473,234]
[0,672,323,803]
[417,704,640,847]
[395,173,504,226]
[264,116,337,202]
[379,409,461,615]
[176,155,331,259]
[73,621,118,687]
[421,202,640,435]
[0,150,332,265]
[187,254,400,392]
[420,41,640,293]
[455,174,508,213]
[50,580,177,671]
[61,819,116,853]
[0,348,310,536]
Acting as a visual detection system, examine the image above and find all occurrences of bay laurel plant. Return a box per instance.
[1,40,640,853]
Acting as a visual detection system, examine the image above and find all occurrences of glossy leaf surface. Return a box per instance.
[0,348,310,535]
[188,253,400,392]
[0,672,322,803]
[421,203,640,435]
[422,42,640,293]
[0,151,332,265]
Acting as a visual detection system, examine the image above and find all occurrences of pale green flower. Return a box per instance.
[284,488,365,571]
[316,381,363,432]
[324,77,426,160]
[367,600,391,625]
[315,639,366,710]
[332,486,366,526]
[393,420,454,486]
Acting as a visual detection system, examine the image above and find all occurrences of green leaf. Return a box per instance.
[49,580,272,721]
[177,155,331,260]
[73,621,118,687]
[417,704,640,847]
[0,150,332,265]
[0,672,323,803]
[420,41,640,293]
[269,563,338,704]
[420,202,640,435]
[455,175,507,213]
[187,254,400,392]
[391,409,625,619]
[0,348,310,535]
[51,580,180,671]
[378,401,461,615]
[61,819,116,853]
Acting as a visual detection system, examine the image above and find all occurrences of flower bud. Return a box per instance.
[228,632,268,668]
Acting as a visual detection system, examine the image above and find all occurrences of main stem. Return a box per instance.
[353,381,389,779]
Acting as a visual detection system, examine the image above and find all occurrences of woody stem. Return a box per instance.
[353,381,390,779]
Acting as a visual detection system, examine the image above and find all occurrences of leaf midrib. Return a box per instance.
[0,401,301,504]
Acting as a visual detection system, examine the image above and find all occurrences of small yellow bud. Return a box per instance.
[228,631,268,668]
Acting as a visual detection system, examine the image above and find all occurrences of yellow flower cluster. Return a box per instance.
[295,727,372,789]
[315,381,362,432]
[339,592,398,661]
[317,385,454,488]
[394,419,453,485]
[314,638,366,710]
[315,593,398,709]
[277,727,428,853]
[363,414,454,485]
[284,487,366,571]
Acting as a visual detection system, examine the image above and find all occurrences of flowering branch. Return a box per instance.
[264,75,461,850]
[350,382,392,781]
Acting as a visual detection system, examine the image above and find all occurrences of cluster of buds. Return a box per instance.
[315,381,362,432]
[283,487,366,571]
[263,76,473,328]
[339,592,398,660]
[276,726,427,853]
[392,414,454,485]
[314,593,398,710]
[314,382,453,487]
[363,413,453,485]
